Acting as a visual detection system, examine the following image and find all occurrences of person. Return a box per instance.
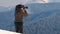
[14,4,28,33]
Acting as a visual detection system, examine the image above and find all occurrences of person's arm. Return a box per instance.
[22,9,28,16]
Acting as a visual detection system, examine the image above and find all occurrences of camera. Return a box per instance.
[23,5,28,9]
[24,6,28,9]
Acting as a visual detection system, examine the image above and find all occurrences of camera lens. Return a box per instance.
[25,7,28,9]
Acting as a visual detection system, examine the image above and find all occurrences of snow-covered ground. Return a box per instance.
[0,29,20,34]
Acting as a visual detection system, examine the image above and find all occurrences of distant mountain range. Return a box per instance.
[0,3,60,34]
[24,3,60,24]
[0,6,7,12]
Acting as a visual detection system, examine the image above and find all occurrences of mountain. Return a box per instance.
[24,3,60,24]
[0,6,9,12]
[0,7,15,31]
[24,3,60,34]
[24,10,60,34]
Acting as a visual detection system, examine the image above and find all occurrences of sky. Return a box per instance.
[0,0,60,7]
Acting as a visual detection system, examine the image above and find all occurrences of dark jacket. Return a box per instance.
[15,8,28,22]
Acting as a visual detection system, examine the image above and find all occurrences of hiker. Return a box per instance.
[15,4,28,33]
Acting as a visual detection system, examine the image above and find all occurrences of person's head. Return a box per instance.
[15,4,23,11]
[15,4,28,11]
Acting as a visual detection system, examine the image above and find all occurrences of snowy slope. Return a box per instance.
[0,7,15,31]
[24,3,60,24]
[24,3,60,34]
[0,29,20,34]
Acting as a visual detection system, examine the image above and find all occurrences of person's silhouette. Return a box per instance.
[15,4,28,33]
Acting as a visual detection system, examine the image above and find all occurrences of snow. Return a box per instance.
[0,29,21,34]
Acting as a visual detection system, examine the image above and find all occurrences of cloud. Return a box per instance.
[49,0,60,2]
[27,0,49,4]
[42,0,49,3]
[0,0,30,7]
[0,0,49,7]
[0,0,60,7]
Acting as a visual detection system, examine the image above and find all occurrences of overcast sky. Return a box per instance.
[0,0,60,7]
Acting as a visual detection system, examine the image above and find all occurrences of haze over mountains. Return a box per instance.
[0,3,60,34]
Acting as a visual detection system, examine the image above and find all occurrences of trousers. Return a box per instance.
[15,22,23,33]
